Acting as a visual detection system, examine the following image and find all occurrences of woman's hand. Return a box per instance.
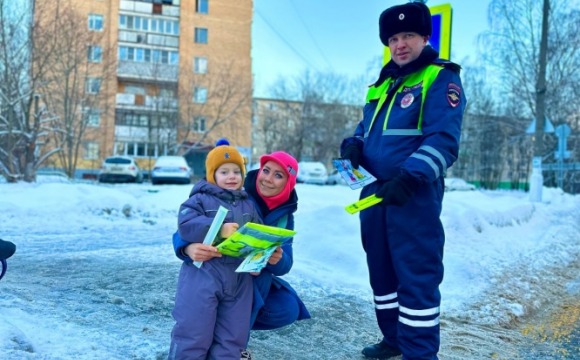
[268,246,283,265]
[184,243,222,262]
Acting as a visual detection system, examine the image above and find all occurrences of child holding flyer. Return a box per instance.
[169,144,262,360]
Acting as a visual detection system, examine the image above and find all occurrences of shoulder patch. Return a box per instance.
[447,83,461,108]
[433,59,461,73]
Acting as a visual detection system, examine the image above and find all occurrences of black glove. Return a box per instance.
[376,173,421,206]
[0,239,16,260]
[341,143,362,169]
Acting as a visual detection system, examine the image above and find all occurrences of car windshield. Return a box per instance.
[105,158,131,165]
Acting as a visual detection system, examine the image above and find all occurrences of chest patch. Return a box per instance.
[447,83,461,108]
[400,93,415,108]
[402,81,423,93]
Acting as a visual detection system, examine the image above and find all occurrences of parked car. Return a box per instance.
[297,161,328,185]
[444,177,476,191]
[36,170,70,183]
[326,169,347,185]
[150,156,193,185]
[98,156,143,183]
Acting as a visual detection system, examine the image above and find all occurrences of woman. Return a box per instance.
[172,150,310,353]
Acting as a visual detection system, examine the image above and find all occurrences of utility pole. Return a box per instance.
[529,0,550,202]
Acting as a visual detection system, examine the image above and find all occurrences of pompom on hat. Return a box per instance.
[379,2,432,46]
[205,141,245,185]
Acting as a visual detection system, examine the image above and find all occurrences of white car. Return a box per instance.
[150,156,193,185]
[444,177,476,191]
[326,169,347,185]
[98,156,143,183]
[297,161,328,185]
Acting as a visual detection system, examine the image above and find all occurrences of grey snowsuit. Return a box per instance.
[169,180,262,360]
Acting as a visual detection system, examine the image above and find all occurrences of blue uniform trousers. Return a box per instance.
[360,180,444,360]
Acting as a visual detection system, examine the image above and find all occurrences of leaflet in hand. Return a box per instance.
[214,223,296,272]
[332,158,377,190]
[193,205,228,268]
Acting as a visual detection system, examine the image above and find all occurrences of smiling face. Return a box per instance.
[214,163,243,190]
[387,32,428,67]
[256,160,288,198]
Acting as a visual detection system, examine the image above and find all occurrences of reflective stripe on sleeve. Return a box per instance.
[418,145,447,170]
[410,153,440,178]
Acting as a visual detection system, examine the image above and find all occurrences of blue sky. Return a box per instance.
[252,0,491,97]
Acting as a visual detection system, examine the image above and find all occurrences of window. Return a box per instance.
[86,77,102,94]
[193,87,207,103]
[118,46,178,64]
[88,14,104,31]
[194,28,208,44]
[84,142,99,160]
[194,57,207,74]
[87,45,102,63]
[119,15,127,28]
[85,108,101,126]
[116,141,167,158]
[124,85,146,95]
[192,116,206,132]
[196,0,209,14]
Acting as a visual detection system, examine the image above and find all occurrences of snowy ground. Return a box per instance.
[0,180,578,359]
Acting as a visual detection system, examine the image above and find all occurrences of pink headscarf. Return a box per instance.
[257,151,298,210]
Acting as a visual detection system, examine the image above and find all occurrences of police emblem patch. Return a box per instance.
[400,93,414,108]
[447,83,461,108]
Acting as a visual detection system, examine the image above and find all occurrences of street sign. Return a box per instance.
[554,124,572,160]
[383,3,452,64]
[543,163,580,171]
[525,117,555,134]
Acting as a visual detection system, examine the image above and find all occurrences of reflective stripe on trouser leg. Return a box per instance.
[360,184,399,347]
[389,182,444,359]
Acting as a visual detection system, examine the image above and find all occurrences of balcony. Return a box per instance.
[119,31,179,48]
[119,0,180,18]
[116,93,178,111]
[117,61,178,82]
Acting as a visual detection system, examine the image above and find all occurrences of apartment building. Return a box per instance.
[35,0,253,178]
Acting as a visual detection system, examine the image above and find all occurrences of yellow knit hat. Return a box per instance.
[205,145,245,184]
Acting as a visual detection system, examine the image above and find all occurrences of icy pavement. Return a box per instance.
[1,220,578,359]
[0,182,578,359]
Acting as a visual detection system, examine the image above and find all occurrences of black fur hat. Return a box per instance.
[379,2,432,46]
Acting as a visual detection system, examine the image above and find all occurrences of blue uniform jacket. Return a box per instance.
[342,55,466,184]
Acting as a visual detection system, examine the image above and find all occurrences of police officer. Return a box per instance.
[341,2,466,359]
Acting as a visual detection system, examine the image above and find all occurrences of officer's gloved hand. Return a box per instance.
[341,143,362,169]
[376,172,421,206]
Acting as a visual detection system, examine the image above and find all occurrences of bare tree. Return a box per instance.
[265,70,362,165]
[478,0,580,155]
[37,3,115,178]
[0,0,58,182]
[179,61,253,152]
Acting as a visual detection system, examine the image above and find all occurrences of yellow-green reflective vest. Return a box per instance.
[365,64,444,136]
